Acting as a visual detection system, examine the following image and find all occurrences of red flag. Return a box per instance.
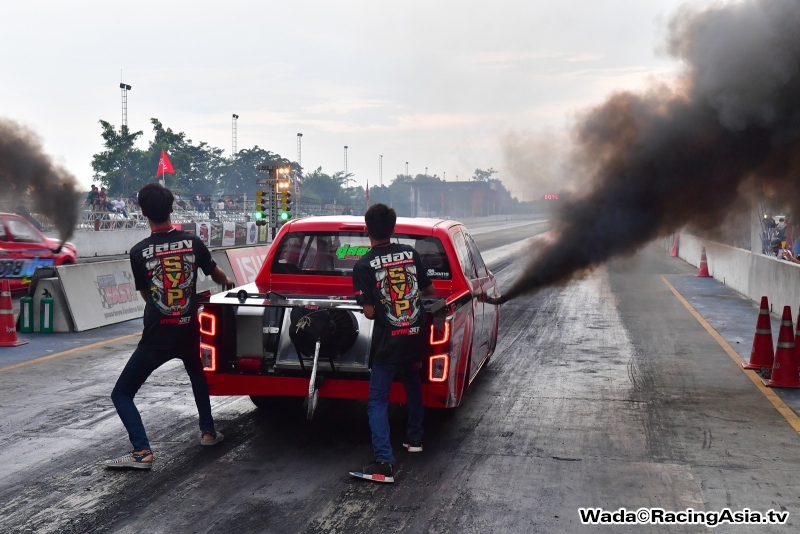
[157,149,175,176]
[365,179,370,203]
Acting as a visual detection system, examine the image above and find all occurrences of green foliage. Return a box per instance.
[91,118,298,197]
[91,122,146,194]
[89,120,535,217]
[223,147,295,195]
[299,167,362,204]
[472,167,497,181]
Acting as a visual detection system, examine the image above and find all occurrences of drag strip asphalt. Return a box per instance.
[2,225,800,533]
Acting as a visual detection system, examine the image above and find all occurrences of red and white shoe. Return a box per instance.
[403,439,423,453]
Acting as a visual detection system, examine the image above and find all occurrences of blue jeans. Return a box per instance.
[367,361,424,464]
[111,346,215,450]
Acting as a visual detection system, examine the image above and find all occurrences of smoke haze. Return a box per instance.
[0,118,80,244]
[500,0,800,302]
[502,128,581,201]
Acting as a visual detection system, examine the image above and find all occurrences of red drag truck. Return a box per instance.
[199,216,500,418]
[0,213,77,294]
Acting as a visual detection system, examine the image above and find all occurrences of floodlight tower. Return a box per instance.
[297,133,303,167]
[344,146,348,182]
[232,114,239,158]
[119,83,132,129]
[379,155,383,187]
[405,161,408,177]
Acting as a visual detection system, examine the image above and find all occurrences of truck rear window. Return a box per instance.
[271,232,452,279]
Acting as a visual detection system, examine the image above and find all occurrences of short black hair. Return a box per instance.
[364,203,396,240]
[138,183,174,223]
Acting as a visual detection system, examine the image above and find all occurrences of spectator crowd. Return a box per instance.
[85,186,250,219]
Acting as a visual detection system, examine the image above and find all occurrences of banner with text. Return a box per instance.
[55,260,144,331]
[226,245,271,285]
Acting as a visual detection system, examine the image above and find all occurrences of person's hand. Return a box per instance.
[223,277,236,290]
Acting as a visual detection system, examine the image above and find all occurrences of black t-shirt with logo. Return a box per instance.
[352,243,433,366]
[129,229,216,350]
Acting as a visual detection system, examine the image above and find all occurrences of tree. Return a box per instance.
[301,167,347,204]
[91,121,146,195]
[472,168,498,181]
[147,119,225,195]
[221,147,296,196]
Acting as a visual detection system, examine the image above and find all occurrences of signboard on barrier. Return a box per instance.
[40,243,268,332]
[226,246,271,285]
[196,249,235,295]
[55,260,144,332]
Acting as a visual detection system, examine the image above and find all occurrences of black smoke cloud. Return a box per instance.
[500,0,800,302]
[0,119,80,245]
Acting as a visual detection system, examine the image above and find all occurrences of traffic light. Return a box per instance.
[276,179,292,223]
[279,189,292,223]
[254,189,267,226]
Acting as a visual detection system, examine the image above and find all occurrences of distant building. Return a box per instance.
[409,181,500,218]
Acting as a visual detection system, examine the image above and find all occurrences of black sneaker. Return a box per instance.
[403,438,423,453]
[349,462,394,483]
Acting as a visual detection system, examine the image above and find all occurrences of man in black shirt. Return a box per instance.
[349,204,434,483]
[104,183,235,470]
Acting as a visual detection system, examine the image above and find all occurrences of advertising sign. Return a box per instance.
[259,224,268,243]
[210,222,223,246]
[246,222,257,245]
[222,222,236,246]
[180,223,198,235]
[55,260,145,331]
[235,222,248,245]
[226,245,271,285]
[198,223,211,245]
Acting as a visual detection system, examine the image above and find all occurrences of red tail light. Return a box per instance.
[429,354,449,382]
[430,321,450,346]
[200,343,216,372]
[199,311,216,336]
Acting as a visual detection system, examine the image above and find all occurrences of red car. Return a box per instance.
[200,216,500,416]
[0,213,77,294]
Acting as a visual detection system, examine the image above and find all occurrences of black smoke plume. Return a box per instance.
[0,119,80,245]
[500,0,800,303]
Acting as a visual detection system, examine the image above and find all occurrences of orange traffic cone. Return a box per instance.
[743,296,774,370]
[696,247,711,277]
[670,233,680,257]
[762,306,800,388]
[0,280,28,347]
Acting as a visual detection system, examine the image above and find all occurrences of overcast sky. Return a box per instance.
[0,0,697,195]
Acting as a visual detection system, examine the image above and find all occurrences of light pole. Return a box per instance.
[344,146,348,184]
[119,83,132,193]
[231,114,239,158]
[379,155,383,187]
[297,133,303,168]
[297,133,303,216]
[405,161,408,177]
[119,83,131,129]
[425,166,428,176]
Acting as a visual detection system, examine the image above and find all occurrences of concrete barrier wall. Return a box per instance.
[455,214,543,225]
[60,215,543,258]
[669,233,800,318]
[66,230,151,258]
